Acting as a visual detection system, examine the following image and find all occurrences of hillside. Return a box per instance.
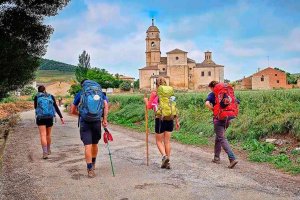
[39,58,76,72]
[36,70,75,83]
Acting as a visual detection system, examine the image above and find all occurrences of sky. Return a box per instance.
[44,0,300,81]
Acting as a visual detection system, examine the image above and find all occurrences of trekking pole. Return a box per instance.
[144,93,149,166]
[104,128,115,177]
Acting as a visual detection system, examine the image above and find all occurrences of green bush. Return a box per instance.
[21,86,37,95]
[120,81,131,91]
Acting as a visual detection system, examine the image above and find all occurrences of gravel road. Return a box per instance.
[0,110,299,200]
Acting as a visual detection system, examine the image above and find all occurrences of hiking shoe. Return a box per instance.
[228,160,238,169]
[87,169,96,178]
[43,152,48,159]
[166,162,171,169]
[161,156,170,168]
[212,157,221,164]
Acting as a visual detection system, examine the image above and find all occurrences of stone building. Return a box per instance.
[139,20,224,90]
[237,67,292,90]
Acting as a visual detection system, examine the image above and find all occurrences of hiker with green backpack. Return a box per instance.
[71,79,108,178]
[34,85,65,159]
[144,77,180,169]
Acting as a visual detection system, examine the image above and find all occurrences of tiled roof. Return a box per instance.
[166,48,188,54]
[139,66,159,70]
[187,58,196,63]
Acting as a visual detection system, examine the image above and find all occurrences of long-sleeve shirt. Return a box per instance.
[34,94,63,118]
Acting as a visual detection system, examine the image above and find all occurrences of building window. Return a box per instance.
[275,74,277,76]
[201,71,205,76]
[261,75,264,82]
[162,68,165,71]
[208,71,211,76]
[277,80,280,83]
[176,56,179,60]
[189,68,192,70]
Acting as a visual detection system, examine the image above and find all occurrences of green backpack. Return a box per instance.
[156,85,178,119]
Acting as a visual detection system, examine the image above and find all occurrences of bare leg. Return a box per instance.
[85,144,92,164]
[156,133,166,156]
[46,127,52,153]
[164,131,171,158]
[91,144,98,158]
[38,126,47,147]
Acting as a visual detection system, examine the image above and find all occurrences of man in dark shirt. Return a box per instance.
[71,80,108,178]
[205,81,238,169]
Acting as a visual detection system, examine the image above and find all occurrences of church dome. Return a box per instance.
[147,25,159,32]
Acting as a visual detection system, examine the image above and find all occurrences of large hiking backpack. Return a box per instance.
[213,83,239,120]
[35,93,55,119]
[79,80,104,122]
[156,85,177,119]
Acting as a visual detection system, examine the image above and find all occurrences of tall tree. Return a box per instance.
[0,0,69,99]
[75,50,91,82]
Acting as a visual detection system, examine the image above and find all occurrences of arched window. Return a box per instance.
[162,68,165,71]
[176,56,179,60]
[261,75,264,82]
[201,71,205,76]
[208,71,211,76]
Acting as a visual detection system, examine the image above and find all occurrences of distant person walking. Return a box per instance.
[71,79,108,178]
[205,81,239,168]
[34,85,64,159]
[144,77,180,169]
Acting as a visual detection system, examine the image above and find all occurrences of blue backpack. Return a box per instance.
[79,80,104,122]
[35,93,55,119]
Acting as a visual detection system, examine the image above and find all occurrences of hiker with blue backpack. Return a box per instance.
[205,81,239,168]
[71,79,108,178]
[34,85,64,159]
[144,77,180,169]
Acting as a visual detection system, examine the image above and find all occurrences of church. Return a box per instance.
[139,20,224,90]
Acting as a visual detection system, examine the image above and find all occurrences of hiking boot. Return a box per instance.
[166,162,171,169]
[43,152,48,159]
[161,156,170,169]
[87,169,96,178]
[212,157,221,164]
[228,159,238,169]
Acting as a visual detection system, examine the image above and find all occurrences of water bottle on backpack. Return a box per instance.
[79,80,104,122]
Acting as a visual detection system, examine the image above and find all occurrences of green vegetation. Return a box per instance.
[36,70,75,83]
[39,58,76,72]
[108,89,300,174]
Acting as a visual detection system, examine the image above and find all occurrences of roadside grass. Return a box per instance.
[36,70,75,83]
[108,89,300,175]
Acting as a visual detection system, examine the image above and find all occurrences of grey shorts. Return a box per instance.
[80,120,101,145]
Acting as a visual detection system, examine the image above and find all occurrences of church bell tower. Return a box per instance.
[146,19,161,66]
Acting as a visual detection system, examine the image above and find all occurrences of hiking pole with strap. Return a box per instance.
[103,128,115,177]
[144,93,149,166]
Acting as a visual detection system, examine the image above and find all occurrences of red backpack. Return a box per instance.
[213,83,239,120]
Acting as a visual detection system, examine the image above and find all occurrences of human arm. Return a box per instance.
[34,96,37,109]
[205,92,215,112]
[175,116,180,131]
[52,95,64,124]
[205,101,214,111]
[102,100,108,127]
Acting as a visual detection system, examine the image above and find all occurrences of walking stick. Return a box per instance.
[104,128,115,177]
[144,93,149,166]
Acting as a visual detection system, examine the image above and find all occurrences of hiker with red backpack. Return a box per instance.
[71,79,109,178]
[144,77,180,169]
[34,85,65,159]
[205,81,239,168]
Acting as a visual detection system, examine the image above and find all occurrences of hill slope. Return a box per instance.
[39,58,76,72]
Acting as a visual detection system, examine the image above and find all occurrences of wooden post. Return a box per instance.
[144,93,149,166]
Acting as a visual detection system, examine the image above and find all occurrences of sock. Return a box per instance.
[42,146,48,154]
[47,144,51,152]
[92,157,96,164]
[87,163,93,170]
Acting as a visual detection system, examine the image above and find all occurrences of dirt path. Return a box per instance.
[0,110,299,200]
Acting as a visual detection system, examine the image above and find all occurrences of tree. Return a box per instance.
[120,81,131,91]
[75,50,91,82]
[134,79,140,89]
[0,1,70,99]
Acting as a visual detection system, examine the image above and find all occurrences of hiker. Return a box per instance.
[205,81,239,168]
[144,77,180,169]
[34,85,65,159]
[71,79,108,178]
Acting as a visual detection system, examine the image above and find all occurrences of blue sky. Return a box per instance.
[44,0,300,81]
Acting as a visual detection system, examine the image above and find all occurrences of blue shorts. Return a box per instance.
[80,120,101,145]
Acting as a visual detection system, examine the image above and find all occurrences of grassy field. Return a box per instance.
[36,70,75,83]
[107,89,300,174]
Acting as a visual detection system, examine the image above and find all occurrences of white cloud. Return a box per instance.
[223,40,265,57]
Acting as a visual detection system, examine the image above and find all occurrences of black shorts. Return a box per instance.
[36,118,53,128]
[80,120,101,145]
[155,118,174,134]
